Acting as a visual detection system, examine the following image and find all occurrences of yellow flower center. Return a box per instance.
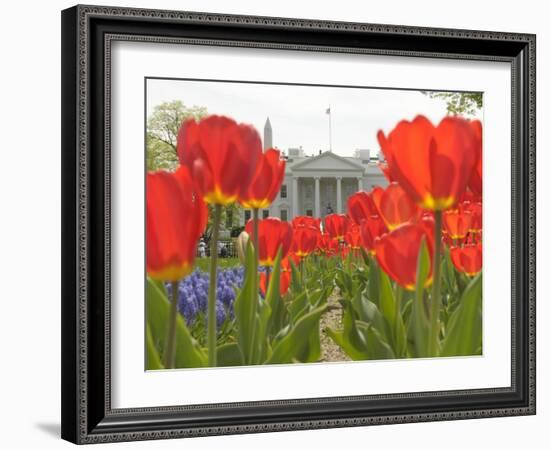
[421,194,455,211]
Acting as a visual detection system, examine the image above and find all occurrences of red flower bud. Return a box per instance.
[359,216,387,255]
[292,225,319,258]
[347,191,378,225]
[377,115,480,211]
[292,215,321,230]
[443,209,472,239]
[177,115,263,205]
[245,217,293,267]
[239,148,286,209]
[324,213,350,241]
[146,166,207,281]
[450,243,482,276]
[374,219,435,290]
[377,182,418,230]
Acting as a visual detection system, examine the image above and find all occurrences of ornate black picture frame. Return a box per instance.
[61,4,536,444]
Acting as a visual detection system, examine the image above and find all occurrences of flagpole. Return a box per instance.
[328,104,332,152]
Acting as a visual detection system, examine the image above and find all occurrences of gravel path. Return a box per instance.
[319,290,351,362]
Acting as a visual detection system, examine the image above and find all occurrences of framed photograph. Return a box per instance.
[61,4,536,444]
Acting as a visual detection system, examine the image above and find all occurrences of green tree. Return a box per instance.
[422,91,483,116]
[146,100,208,171]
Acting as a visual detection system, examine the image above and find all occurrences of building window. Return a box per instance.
[225,210,233,228]
[262,209,269,219]
[280,184,287,198]
[244,210,251,223]
[280,209,288,221]
[306,209,313,217]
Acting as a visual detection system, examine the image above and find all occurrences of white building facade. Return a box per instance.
[240,119,389,225]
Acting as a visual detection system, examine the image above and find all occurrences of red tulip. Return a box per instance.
[317,232,340,256]
[344,225,362,249]
[443,209,472,239]
[359,216,388,255]
[146,166,207,281]
[377,182,418,230]
[377,115,479,211]
[177,115,263,205]
[464,201,482,233]
[324,214,350,240]
[450,243,482,276]
[240,148,286,209]
[468,120,483,196]
[292,215,321,230]
[259,269,291,297]
[245,217,293,266]
[374,219,435,290]
[292,225,319,257]
[347,191,378,225]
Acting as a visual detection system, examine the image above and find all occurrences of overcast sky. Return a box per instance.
[146,78,482,158]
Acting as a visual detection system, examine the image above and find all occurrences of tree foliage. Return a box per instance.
[423,91,483,116]
[146,100,208,171]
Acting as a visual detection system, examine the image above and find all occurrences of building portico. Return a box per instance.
[240,150,388,225]
[238,119,389,226]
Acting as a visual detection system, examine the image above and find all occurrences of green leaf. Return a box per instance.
[289,258,302,292]
[266,305,328,364]
[254,286,273,364]
[360,247,370,267]
[216,342,244,366]
[378,271,407,357]
[146,324,164,370]
[233,242,259,365]
[356,293,390,341]
[326,302,369,360]
[335,268,354,300]
[294,324,322,363]
[326,327,366,360]
[440,273,482,356]
[410,238,431,358]
[146,278,206,368]
[265,249,284,338]
[356,321,396,360]
[367,257,380,306]
[288,291,310,323]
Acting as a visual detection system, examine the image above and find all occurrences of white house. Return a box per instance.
[239,118,389,225]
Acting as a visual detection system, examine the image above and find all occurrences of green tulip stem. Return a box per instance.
[252,208,260,293]
[249,208,260,363]
[163,280,179,369]
[265,266,271,293]
[430,210,443,357]
[207,204,222,367]
[394,285,403,351]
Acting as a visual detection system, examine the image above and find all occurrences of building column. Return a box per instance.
[292,176,299,218]
[357,176,363,192]
[314,177,321,218]
[336,177,342,214]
